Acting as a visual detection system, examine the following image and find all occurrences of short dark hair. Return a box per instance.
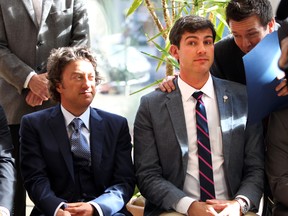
[226,0,273,26]
[47,46,102,102]
[169,15,216,48]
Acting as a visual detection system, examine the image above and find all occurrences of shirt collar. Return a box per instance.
[178,73,215,101]
[61,105,90,130]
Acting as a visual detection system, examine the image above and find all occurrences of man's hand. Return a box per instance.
[56,209,71,216]
[206,199,241,216]
[64,202,95,216]
[158,75,176,93]
[187,201,218,216]
[279,37,288,70]
[275,79,288,96]
[26,91,44,107]
[28,73,50,101]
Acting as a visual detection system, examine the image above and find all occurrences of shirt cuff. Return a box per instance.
[173,196,197,215]
[53,202,67,216]
[24,71,37,88]
[0,206,10,216]
[236,195,251,210]
[89,201,104,216]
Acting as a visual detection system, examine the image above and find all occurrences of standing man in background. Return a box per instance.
[0,0,89,215]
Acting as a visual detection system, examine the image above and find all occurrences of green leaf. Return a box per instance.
[126,0,143,17]
[129,79,163,95]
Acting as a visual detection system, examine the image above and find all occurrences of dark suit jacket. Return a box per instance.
[210,35,246,85]
[134,76,264,215]
[0,0,89,125]
[266,108,288,215]
[20,105,135,216]
[0,105,16,212]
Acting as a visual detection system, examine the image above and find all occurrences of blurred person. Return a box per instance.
[265,101,288,215]
[278,37,288,73]
[265,1,288,215]
[0,105,16,216]
[0,0,89,215]
[265,37,288,213]
[20,46,135,216]
[134,15,264,216]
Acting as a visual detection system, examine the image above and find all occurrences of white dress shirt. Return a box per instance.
[174,74,229,214]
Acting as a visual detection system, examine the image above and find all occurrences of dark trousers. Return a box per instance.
[10,124,26,216]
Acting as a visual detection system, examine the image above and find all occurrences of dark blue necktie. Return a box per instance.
[192,91,215,201]
[70,118,91,166]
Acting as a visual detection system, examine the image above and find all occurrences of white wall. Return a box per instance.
[270,0,281,16]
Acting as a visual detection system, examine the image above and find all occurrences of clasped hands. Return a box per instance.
[56,202,95,216]
[26,73,50,107]
[188,199,241,216]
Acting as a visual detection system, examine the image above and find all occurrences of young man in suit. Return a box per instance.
[0,1,89,214]
[134,15,264,215]
[159,0,288,96]
[20,47,135,216]
[0,105,16,215]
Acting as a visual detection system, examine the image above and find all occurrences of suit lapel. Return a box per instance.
[41,0,53,27]
[213,77,233,170]
[22,0,38,27]
[89,108,104,170]
[48,105,75,181]
[166,80,189,173]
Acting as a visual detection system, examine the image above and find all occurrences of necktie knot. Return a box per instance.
[71,118,84,132]
[192,91,203,101]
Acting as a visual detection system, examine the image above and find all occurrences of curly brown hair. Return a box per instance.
[47,46,102,102]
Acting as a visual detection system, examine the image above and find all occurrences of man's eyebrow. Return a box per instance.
[184,35,213,40]
[232,27,259,34]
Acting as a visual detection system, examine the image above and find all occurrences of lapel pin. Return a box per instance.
[223,95,228,103]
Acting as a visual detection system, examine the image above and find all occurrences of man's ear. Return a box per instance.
[268,18,275,33]
[169,44,179,60]
[56,82,62,93]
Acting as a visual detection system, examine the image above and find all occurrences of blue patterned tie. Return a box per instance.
[192,91,215,201]
[70,118,91,166]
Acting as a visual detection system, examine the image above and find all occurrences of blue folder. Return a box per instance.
[243,31,288,124]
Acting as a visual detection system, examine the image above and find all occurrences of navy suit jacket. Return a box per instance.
[20,105,135,216]
[134,76,264,215]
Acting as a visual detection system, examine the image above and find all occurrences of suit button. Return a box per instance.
[37,41,44,46]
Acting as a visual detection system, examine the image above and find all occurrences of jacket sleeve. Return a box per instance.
[0,106,16,212]
[91,116,135,215]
